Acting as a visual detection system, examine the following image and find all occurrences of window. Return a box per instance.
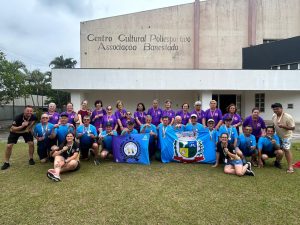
[290,63,299,70]
[287,104,293,109]
[255,93,265,112]
[280,64,288,70]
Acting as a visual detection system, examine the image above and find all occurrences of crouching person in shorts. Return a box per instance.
[47,133,80,182]
[99,122,118,160]
[218,133,255,176]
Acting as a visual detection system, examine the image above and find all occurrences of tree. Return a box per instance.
[0,52,27,116]
[49,55,77,69]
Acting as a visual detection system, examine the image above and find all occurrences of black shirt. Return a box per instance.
[11,113,38,133]
[216,141,236,163]
[59,142,80,160]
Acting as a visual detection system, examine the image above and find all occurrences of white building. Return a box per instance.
[52,0,300,122]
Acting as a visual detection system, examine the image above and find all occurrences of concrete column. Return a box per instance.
[193,0,200,69]
[200,90,212,110]
[248,0,257,46]
[71,92,84,112]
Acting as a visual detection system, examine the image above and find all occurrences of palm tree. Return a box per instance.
[49,55,77,69]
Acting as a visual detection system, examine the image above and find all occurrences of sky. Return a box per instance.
[0,0,195,72]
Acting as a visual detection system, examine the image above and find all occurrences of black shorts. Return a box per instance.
[262,151,276,158]
[7,132,34,144]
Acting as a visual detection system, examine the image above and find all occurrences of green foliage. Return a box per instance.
[1,143,300,225]
[49,55,77,69]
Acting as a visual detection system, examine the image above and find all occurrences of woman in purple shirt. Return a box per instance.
[102,105,118,131]
[91,99,106,132]
[47,102,60,124]
[161,99,176,125]
[204,100,223,129]
[243,107,266,142]
[134,103,146,132]
[176,103,190,125]
[190,101,206,126]
[147,99,163,127]
[114,100,127,133]
[223,104,242,134]
[63,102,79,127]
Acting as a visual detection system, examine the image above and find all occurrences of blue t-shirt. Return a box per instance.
[76,124,97,145]
[121,128,138,136]
[258,135,280,152]
[54,124,75,146]
[185,123,204,133]
[34,123,54,140]
[205,128,218,143]
[218,125,238,144]
[171,124,186,133]
[140,123,157,143]
[237,133,256,153]
[101,130,118,151]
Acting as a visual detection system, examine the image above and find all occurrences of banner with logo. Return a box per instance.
[112,134,150,165]
[159,127,216,164]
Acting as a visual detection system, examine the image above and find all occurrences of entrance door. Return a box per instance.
[219,95,236,114]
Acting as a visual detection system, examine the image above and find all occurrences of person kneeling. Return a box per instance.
[218,133,255,176]
[99,122,118,160]
[47,133,80,182]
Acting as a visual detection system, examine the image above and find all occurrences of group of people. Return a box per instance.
[1,99,296,181]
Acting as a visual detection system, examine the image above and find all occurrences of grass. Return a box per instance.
[1,143,300,225]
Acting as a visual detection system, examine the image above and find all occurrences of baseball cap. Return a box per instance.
[207,119,215,123]
[223,115,232,121]
[190,114,197,118]
[106,121,112,127]
[60,112,68,117]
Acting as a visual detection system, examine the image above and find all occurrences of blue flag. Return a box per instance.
[159,126,216,164]
[112,134,150,165]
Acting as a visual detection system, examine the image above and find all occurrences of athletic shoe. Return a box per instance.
[246,162,252,171]
[47,170,61,182]
[29,158,35,165]
[274,160,282,169]
[246,170,255,176]
[1,162,10,170]
[94,159,100,166]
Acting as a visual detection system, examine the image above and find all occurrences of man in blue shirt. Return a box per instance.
[99,122,118,160]
[121,120,138,135]
[140,115,157,158]
[257,126,284,168]
[185,114,204,135]
[76,115,100,165]
[172,115,185,133]
[33,113,55,163]
[237,125,257,166]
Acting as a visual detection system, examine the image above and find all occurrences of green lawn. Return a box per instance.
[1,143,300,225]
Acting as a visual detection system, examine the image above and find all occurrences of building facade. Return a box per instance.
[52,0,300,122]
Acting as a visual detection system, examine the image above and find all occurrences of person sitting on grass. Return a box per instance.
[76,115,100,165]
[237,126,257,166]
[217,133,254,176]
[121,121,138,136]
[47,132,80,182]
[99,122,118,160]
[257,126,284,169]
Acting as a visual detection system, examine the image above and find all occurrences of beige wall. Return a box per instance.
[80,0,300,69]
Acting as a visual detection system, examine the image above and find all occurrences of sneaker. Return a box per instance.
[246,170,255,176]
[246,162,252,171]
[1,162,10,170]
[94,159,100,166]
[29,158,35,165]
[47,170,61,182]
[274,160,282,169]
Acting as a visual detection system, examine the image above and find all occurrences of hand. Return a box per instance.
[278,123,284,128]
[258,159,264,168]
[271,139,276,144]
[54,124,59,128]
[62,146,69,151]
[37,137,44,141]
[22,121,29,127]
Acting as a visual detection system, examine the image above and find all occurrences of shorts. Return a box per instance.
[80,142,93,159]
[7,132,34,144]
[102,142,113,153]
[241,149,257,157]
[226,159,243,166]
[280,138,292,150]
[261,151,276,158]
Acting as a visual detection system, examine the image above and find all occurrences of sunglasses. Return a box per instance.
[221,136,228,139]
[107,108,112,111]
[41,117,49,119]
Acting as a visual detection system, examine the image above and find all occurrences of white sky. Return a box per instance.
[0,0,196,72]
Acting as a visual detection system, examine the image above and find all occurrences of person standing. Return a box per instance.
[1,105,38,170]
[223,104,242,134]
[204,100,223,129]
[176,103,191,125]
[190,101,206,126]
[91,99,106,132]
[134,103,147,132]
[271,103,295,173]
[47,102,60,125]
[78,100,91,125]
[243,107,266,142]
[161,99,176,125]
[147,99,163,127]
[63,102,79,128]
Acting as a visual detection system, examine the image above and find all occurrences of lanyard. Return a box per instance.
[162,126,168,138]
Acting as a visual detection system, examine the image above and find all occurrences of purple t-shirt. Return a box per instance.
[47,112,60,124]
[243,116,266,138]
[147,107,163,126]
[223,113,242,126]
[102,114,117,130]
[204,108,223,126]
[115,109,127,127]
[134,111,147,130]
[176,110,191,125]
[91,108,107,131]
[190,109,205,124]
[162,109,176,123]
